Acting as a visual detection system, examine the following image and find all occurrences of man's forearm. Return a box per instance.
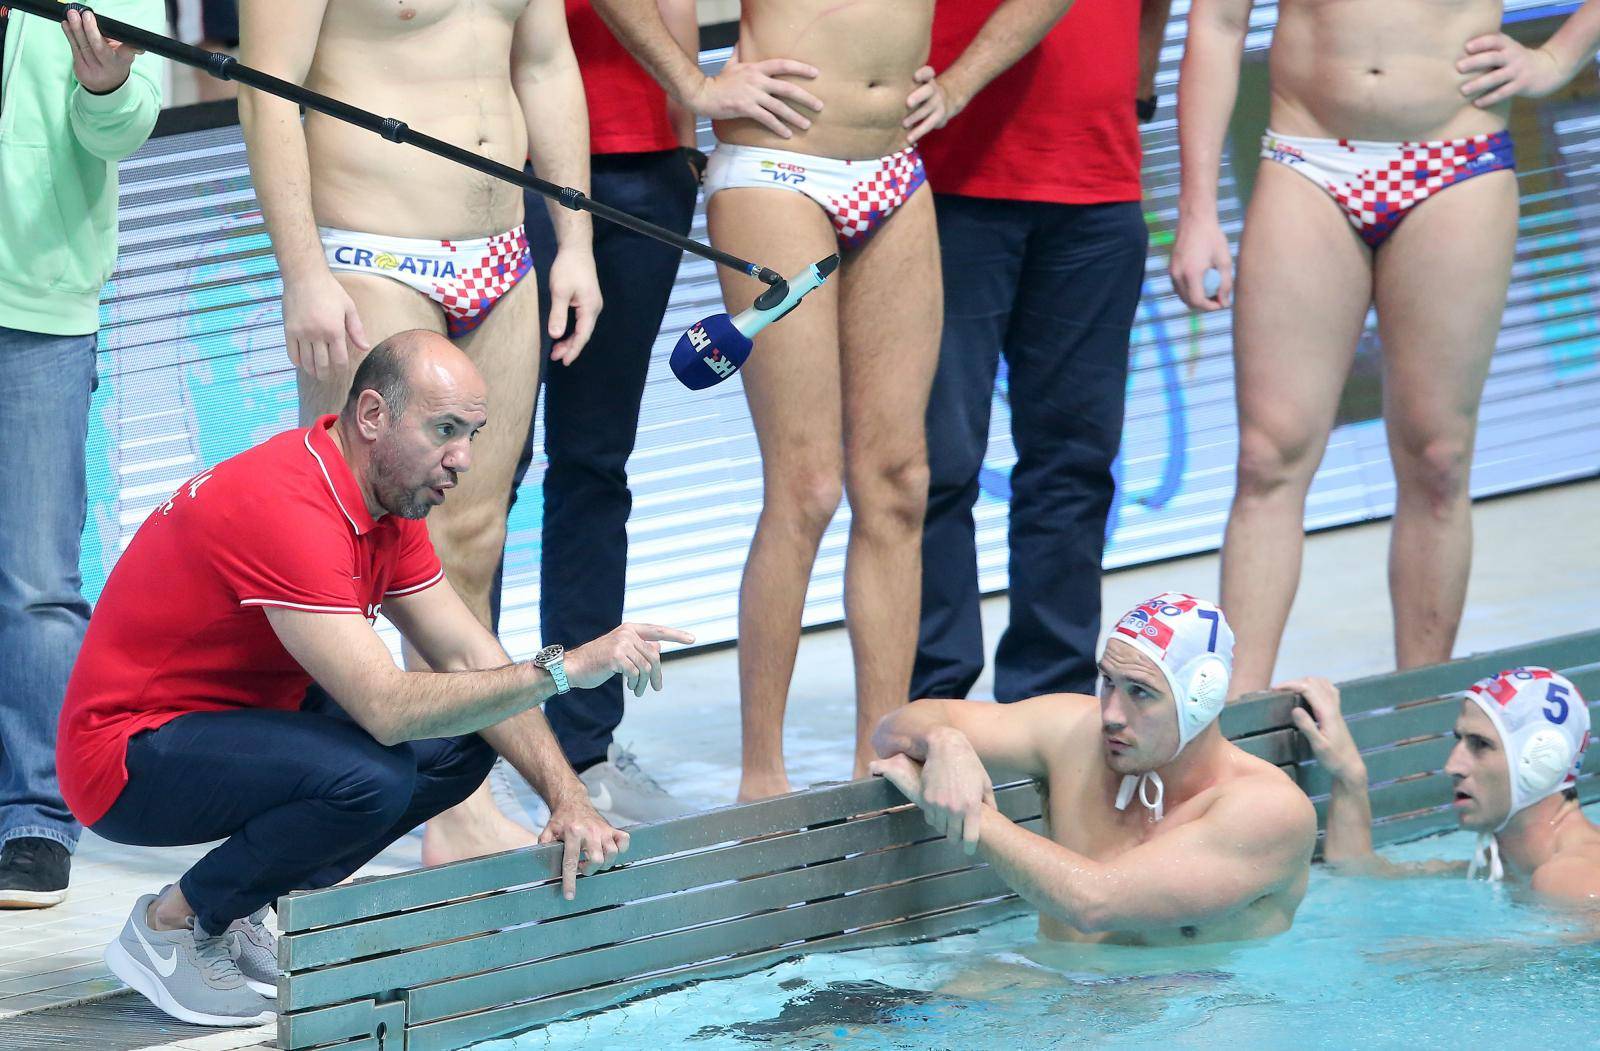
[1321,767,1381,867]
[408,618,582,803]
[519,62,594,248]
[592,0,705,104]
[976,806,1110,930]
[1175,10,1249,218]
[940,0,1074,110]
[1544,0,1600,81]
[238,91,330,285]
[659,0,701,146]
[480,709,586,809]
[1138,0,1175,98]
[368,660,560,745]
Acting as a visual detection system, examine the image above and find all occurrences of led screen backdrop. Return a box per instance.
[84,4,1600,657]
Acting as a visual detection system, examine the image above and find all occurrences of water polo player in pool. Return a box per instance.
[872,594,1317,944]
[1291,669,1600,900]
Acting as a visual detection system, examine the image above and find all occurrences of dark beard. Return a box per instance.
[370,441,433,519]
[385,487,432,520]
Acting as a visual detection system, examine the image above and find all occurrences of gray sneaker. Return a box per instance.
[226,906,278,997]
[104,893,275,1026]
[579,743,695,825]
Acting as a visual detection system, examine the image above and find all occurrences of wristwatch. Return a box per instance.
[532,644,570,695]
[1136,95,1159,124]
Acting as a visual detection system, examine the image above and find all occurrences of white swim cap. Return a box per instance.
[1108,593,1235,759]
[1107,594,1234,821]
[1466,667,1590,829]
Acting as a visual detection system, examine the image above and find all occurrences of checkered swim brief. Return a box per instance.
[1259,129,1515,248]
[320,225,534,338]
[703,142,926,249]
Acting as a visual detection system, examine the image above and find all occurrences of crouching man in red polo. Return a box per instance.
[57,330,692,1026]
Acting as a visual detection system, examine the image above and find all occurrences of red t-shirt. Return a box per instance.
[919,0,1143,204]
[57,416,444,826]
[566,0,679,156]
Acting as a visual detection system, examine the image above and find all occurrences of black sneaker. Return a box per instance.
[0,837,71,909]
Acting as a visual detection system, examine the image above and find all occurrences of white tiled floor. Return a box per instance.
[1,478,1595,1047]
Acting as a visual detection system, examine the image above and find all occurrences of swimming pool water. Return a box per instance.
[479,803,1598,1050]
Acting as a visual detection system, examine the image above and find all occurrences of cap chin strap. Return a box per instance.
[1468,832,1504,882]
[1115,772,1165,822]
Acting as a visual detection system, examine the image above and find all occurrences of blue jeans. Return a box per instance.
[913,196,1148,702]
[0,326,97,851]
[493,150,698,770]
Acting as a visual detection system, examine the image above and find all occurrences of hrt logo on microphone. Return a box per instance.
[688,324,737,378]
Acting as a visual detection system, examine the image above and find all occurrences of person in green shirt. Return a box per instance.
[0,2,162,910]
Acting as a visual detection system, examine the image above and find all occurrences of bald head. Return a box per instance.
[340,329,484,424]
[338,330,489,520]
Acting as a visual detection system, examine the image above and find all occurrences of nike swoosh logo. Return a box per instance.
[588,782,613,813]
[131,919,179,978]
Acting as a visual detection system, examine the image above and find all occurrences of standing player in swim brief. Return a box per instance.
[595,0,1114,801]
[873,595,1316,944]
[1291,671,1598,900]
[238,0,603,862]
[1169,0,1600,695]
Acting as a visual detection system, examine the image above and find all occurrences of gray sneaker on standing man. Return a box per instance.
[579,742,694,826]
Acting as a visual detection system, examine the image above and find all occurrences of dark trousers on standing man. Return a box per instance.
[91,686,494,935]
[913,194,1148,702]
[492,149,697,771]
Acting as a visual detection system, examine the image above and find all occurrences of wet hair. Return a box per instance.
[340,332,417,423]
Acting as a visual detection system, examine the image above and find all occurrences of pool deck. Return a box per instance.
[2,477,1595,1049]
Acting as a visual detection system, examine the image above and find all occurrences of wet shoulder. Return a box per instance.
[1217,745,1318,846]
[1017,692,1103,780]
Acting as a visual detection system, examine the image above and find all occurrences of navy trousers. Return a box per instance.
[493,149,697,770]
[91,687,494,935]
[913,195,1148,702]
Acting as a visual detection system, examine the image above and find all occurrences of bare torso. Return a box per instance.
[1037,702,1309,946]
[1269,0,1509,140]
[303,0,530,239]
[714,0,934,159]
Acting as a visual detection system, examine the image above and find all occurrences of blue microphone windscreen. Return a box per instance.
[670,313,754,390]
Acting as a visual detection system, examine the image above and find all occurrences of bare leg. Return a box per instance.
[297,272,541,863]
[416,273,545,864]
[1373,170,1517,668]
[1221,163,1372,694]
[708,188,843,801]
[839,189,941,775]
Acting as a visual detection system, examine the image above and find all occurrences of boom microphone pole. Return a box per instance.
[8,0,783,285]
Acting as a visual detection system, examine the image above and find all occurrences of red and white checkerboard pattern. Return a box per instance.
[433,226,534,338]
[827,148,928,248]
[1320,133,1511,247]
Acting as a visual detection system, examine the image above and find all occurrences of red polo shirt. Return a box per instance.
[567,0,679,156]
[920,0,1143,204]
[57,416,444,826]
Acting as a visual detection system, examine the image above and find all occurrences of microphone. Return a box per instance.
[670,254,841,390]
